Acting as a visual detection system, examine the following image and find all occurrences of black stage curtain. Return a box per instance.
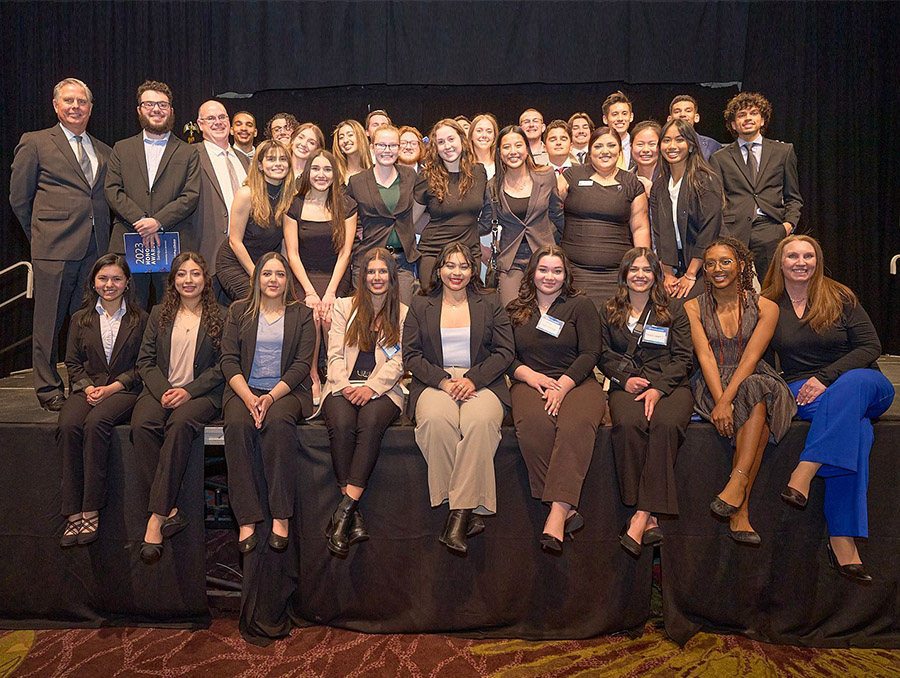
[239,425,653,646]
[0,425,209,629]
[662,420,900,648]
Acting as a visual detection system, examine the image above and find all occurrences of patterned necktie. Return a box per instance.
[745,142,757,185]
[224,150,241,195]
[74,135,93,185]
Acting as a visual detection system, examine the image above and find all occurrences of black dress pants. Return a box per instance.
[223,389,309,525]
[58,390,138,515]
[322,392,400,488]
[131,394,220,516]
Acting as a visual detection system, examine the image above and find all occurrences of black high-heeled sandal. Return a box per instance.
[826,542,872,583]
[60,518,83,548]
[77,515,100,545]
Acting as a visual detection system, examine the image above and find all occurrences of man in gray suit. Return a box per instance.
[105,80,200,307]
[9,78,111,410]
[192,100,249,292]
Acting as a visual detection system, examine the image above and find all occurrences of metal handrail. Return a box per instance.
[891,254,900,275]
[0,261,34,312]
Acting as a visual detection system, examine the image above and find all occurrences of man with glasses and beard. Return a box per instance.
[105,80,200,307]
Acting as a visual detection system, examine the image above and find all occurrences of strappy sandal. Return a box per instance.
[61,518,83,547]
[77,514,100,545]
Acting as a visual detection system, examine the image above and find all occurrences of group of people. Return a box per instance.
[9,78,893,583]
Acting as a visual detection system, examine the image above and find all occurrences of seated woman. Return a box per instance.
[320,248,408,556]
[133,252,225,564]
[58,254,148,547]
[762,235,894,581]
[403,243,514,554]
[685,237,796,544]
[599,248,694,556]
[332,119,372,185]
[650,118,724,301]
[216,140,295,302]
[506,245,603,553]
[221,252,315,553]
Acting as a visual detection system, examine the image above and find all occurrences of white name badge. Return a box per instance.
[380,343,401,359]
[536,314,564,337]
[578,180,593,187]
[642,324,669,346]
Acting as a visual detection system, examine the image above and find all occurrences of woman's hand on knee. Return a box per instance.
[796,377,826,406]
[710,401,734,437]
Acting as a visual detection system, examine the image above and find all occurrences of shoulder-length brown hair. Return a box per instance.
[761,234,856,333]
[240,251,299,320]
[423,242,485,296]
[77,253,140,329]
[468,113,499,160]
[422,118,477,203]
[158,251,223,349]
[345,248,402,351]
[247,139,295,229]
[295,149,347,253]
[605,247,672,328]
[506,245,582,327]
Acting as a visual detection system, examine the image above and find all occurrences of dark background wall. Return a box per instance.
[2,1,899,376]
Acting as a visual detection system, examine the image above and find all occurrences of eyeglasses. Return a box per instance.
[140,101,170,111]
[199,114,229,124]
[373,143,400,152]
[272,125,293,134]
[399,141,419,149]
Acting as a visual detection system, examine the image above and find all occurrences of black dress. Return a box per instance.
[216,182,285,301]
[561,165,644,309]
[286,195,352,298]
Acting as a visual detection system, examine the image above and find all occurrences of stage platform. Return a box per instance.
[0,360,898,647]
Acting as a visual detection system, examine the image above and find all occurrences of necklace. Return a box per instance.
[790,296,807,304]
[442,297,466,308]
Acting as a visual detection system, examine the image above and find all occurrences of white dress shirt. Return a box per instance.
[60,123,98,180]
[204,140,247,225]
[143,131,171,190]
[95,297,127,363]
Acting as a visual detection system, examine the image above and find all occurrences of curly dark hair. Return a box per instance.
[507,245,582,327]
[136,80,173,105]
[723,92,772,138]
[157,252,223,350]
[605,247,671,327]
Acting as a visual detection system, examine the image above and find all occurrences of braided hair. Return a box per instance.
[700,237,756,364]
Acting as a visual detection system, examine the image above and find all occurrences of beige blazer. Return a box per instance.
[319,296,408,413]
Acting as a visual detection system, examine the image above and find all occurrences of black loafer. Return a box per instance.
[642,526,664,546]
[42,394,66,412]
[140,541,163,564]
[619,525,642,558]
[781,486,808,510]
[268,532,289,552]
[161,511,189,538]
[238,532,258,554]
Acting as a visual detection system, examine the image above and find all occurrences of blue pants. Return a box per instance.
[790,369,894,537]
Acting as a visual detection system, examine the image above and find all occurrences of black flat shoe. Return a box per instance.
[619,525,642,558]
[710,496,740,518]
[42,394,66,412]
[642,526,664,546]
[348,509,369,545]
[466,514,485,538]
[439,509,471,554]
[140,541,163,564]
[781,486,808,510]
[161,511,189,538]
[269,531,289,552]
[826,542,872,583]
[238,532,258,554]
[77,515,99,545]
[60,519,82,548]
[729,529,761,546]
[564,511,585,537]
[540,533,563,554]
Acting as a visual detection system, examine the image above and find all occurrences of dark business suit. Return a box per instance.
[104,132,201,306]
[649,171,724,299]
[697,134,723,162]
[57,305,148,515]
[709,137,802,280]
[192,143,250,277]
[132,304,225,516]
[9,124,112,404]
[599,303,694,515]
[221,301,315,524]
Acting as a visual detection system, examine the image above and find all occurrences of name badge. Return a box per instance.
[578,180,593,187]
[642,324,669,346]
[380,343,401,359]
[536,314,564,337]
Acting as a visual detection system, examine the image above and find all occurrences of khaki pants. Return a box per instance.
[414,367,504,514]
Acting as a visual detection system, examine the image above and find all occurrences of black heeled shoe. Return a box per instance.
[139,541,163,564]
[238,532,258,554]
[327,495,358,556]
[540,533,563,554]
[439,509,471,554]
[60,519,83,548]
[826,542,872,583]
[467,514,485,538]
[780,486,808,510]
[642,526,664,546]
[77,515,99,545]
[161,511,189,538]
[564,511,584,538]
[619,524,642,558]
[348,509,369,545]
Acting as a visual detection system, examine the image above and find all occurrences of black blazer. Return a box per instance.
[708,137,802,244]
[649,171,724,270]
[137,304,226,408]
[402,289,514,418]
[346,165,420,262]
[598,302,693,395]
[220,301,315,407]
[65,305,149,394]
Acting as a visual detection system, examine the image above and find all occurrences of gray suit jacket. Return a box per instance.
[10,124,111,260]
[192,144,250,274]
[104,132,201,254]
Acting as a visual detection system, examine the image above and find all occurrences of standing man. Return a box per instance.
[668,95,722,161]
[568,112,594,164]
[545,120,576,175]
[193,100,249,286]
[10,78,111,411]
[105,80,200,307]
[364,109,391,140]
[602,91,634,169]
[231,111,258,161]
[265,113,298,146]
[709,92,803,281]
[518,108,549,165]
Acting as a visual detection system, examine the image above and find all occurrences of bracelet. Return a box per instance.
[684,275,697,282]
[264,393,275,403]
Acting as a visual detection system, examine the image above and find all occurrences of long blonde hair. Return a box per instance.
[247,140,295,229]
